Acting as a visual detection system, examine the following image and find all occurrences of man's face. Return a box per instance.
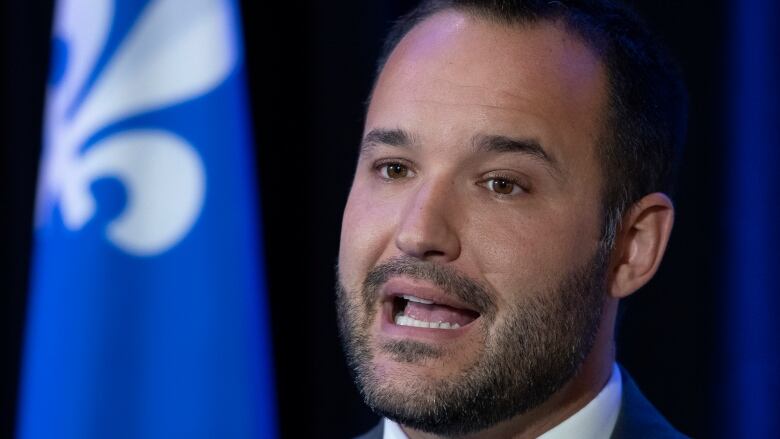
[337,11,611,435]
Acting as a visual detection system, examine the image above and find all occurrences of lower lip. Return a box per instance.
[377,300,475,342]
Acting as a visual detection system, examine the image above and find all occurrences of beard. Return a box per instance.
[336,248,609,437]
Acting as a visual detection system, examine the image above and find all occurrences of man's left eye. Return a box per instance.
[484,178,522,195]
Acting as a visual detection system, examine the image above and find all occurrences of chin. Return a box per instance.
[370,338,477,383]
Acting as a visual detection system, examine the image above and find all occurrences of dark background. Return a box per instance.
[1,1,728,438]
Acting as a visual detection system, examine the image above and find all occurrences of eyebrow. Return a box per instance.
[472,134,561,175]
[360,128,415,153]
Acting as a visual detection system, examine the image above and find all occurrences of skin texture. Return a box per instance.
[337,10,674,439]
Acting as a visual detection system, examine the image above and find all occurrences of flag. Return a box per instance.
[17,0,276,437]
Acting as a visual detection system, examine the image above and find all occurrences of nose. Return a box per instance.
[394,180,461,262]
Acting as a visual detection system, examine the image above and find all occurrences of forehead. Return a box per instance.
[366,10,608,171]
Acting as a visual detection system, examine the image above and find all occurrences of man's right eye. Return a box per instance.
[377,162,414,179]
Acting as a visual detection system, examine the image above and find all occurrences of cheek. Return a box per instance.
[338,181,398,290]
[465,204,600,295]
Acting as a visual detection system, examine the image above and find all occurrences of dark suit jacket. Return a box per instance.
[354,367,689,439]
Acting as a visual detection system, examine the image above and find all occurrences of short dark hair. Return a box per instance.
[373,0,688,248]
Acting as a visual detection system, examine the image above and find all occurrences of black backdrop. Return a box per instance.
[1,1,725,437]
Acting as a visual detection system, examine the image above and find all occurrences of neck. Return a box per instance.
[403,299,618,439]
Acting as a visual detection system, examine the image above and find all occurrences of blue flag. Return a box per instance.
[18,0,276,437]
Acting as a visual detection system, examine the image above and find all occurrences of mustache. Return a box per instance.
[362,256,497,316]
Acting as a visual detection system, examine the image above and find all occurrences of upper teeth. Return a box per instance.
[403,295,434,304]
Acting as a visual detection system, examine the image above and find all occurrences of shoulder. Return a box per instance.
[611,366,690,439]
[354,419,384,439]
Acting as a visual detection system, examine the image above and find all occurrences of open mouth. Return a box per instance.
[390,294,481,330]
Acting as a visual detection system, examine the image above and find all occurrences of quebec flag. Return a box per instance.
[17,0,277,437]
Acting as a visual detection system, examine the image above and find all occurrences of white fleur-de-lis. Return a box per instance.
[38,0,238,256]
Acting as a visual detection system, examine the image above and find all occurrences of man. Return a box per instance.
[336,0,688,438]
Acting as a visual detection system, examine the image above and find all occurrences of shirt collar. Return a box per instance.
[383,363,622,439]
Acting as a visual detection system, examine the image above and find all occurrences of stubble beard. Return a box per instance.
[336,249,608,437]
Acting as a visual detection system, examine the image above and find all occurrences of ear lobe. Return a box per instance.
[608,193,675,299]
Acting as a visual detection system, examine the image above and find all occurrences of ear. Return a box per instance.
[608,193,675,299]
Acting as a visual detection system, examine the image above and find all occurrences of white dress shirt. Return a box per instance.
[383,363,622,439]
